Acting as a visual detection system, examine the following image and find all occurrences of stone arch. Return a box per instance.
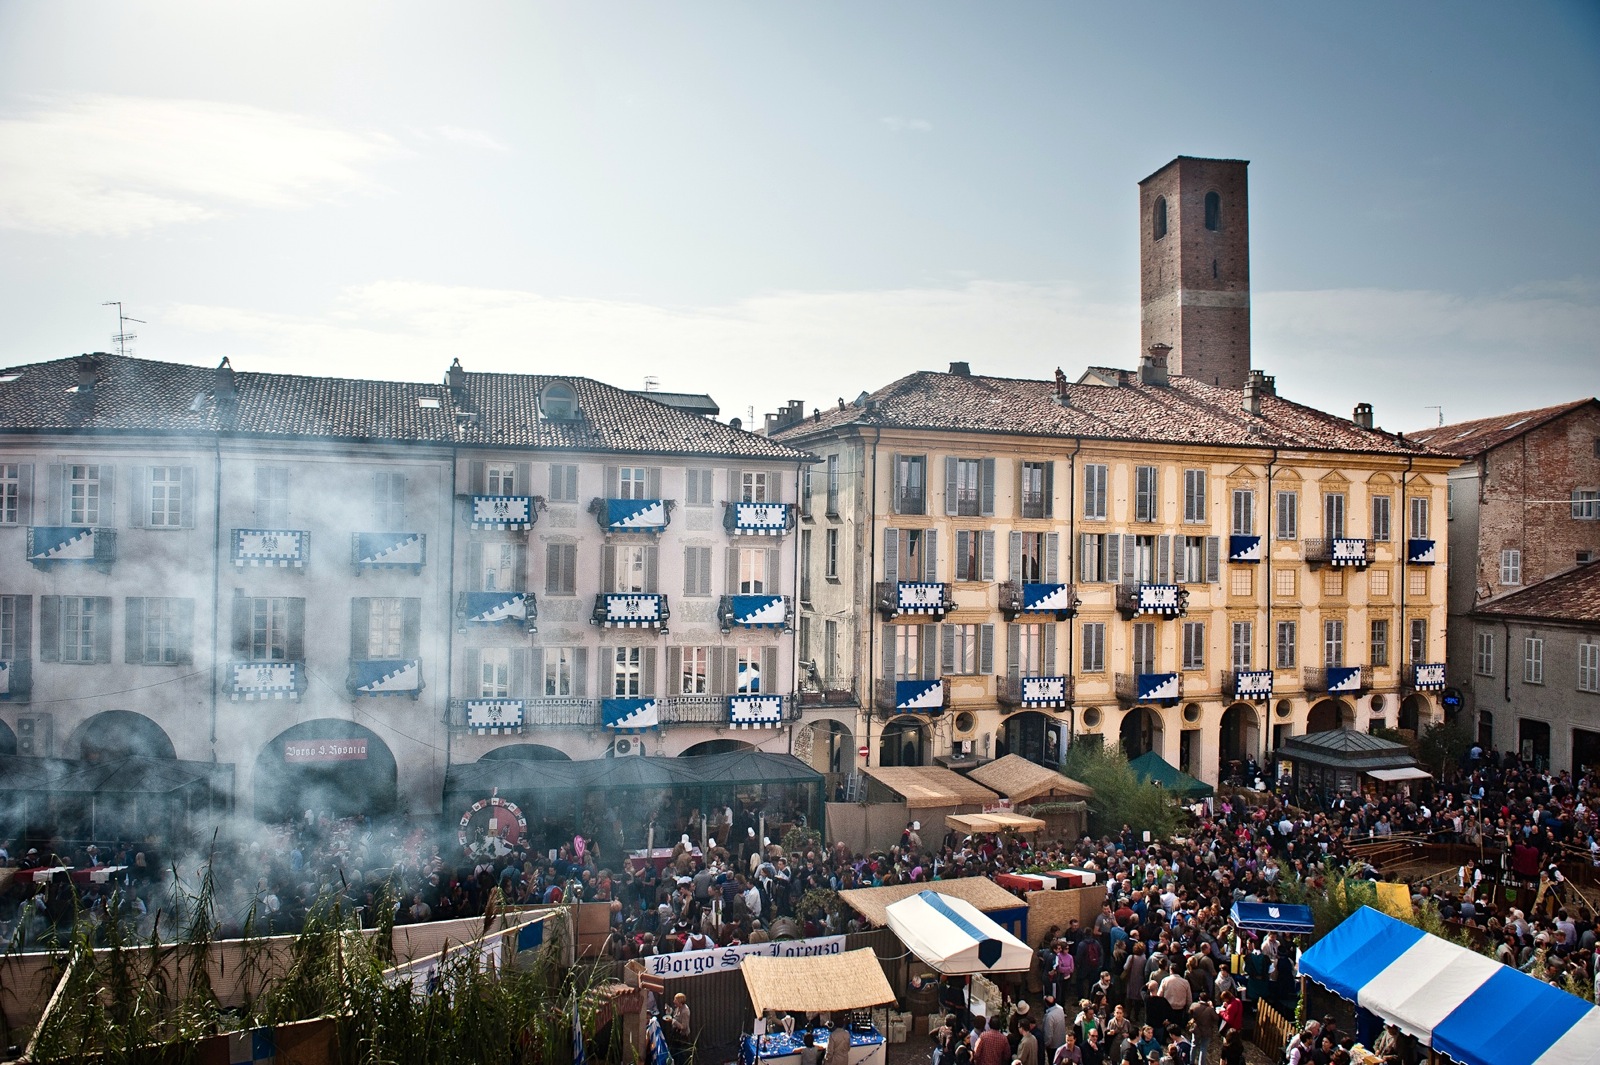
[479,744,571,761]
[1399,693,1432,734]
[795,718,854,775]
[253,719,396,824]
[1120,706,1164,759]
[879,717,927,767]
[1307,698,1355,734]
[65,710,175,762]
[1219,703,1260,777]
[679,739,755,758]
[1002,711,1065,768]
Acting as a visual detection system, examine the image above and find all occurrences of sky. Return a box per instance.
[0,2,1596,433]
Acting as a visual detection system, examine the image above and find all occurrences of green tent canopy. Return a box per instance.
[1127,752,1214,798]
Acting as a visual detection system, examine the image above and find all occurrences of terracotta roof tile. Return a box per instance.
[1409,399,1598,458]
[1473,563,1600,625]
[772,369,1441,457]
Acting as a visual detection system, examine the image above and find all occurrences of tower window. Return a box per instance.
[1212,258,1218,279]
[1204,191,1221,231]
[1153,197,1168,241]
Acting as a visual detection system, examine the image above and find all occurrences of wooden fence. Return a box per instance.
[1253,1000,1295,1058]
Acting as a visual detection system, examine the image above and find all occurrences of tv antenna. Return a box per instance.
[1423,405,1444,427]
[643,376,660,392]
[101,301,145,358]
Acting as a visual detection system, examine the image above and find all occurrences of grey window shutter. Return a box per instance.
[767,549,781,592]
[573,648,588,697]
[464,648,481,693]
[402,598,422,658]
[1158,536,1171,584]
[667,647,682,693]
[515,463,532,496]
[883,528,899,585]
[980,458,995,516]
[16,464,32,525]
[763,647,778,693]
[350,598,370,660]
[922,629,939,677]
[604,466,619,497]
[726,548,741,593]
[890,453,903,511]
[1045,533,1059,583]
[47,464,64,524]
[1006,624,1020,682]
[980,531,995,581]
[1107,534,1123,584]
[129,467,147,528]
[880,626,896,681]
[94,598,114,662]
[941,624,956,673]
[469,461,486,495]
[647,467,662,498]
[230,595,251,657]
[722,647,741,695]
[529,648,546,694]
[510,648,529,696]
[180,467,197,528]
[602,544,617,592]
[125,597,145,663]
[979,624,994,676]
[728,468,743,501]
[642,648,657,696]
[923,530,937,580]
[1206,537,1221,583]
[684,549,699,597]
[1043,462,1054,518]
[176,599,195,665]
[1043,623,1057,673]
[645,545,659,593]
[1120,536,1135,583]
[955,531,970,581]
[372,471,386,524]
[1079,534,1096,583]
[39,596,60,661]
[598,645,613,695]
[98,466,115,527]
[287,599,305,661]
[1009,532,1024,584]
[944,457,959,516]
[467,542,484,591]
[514,544,529,590]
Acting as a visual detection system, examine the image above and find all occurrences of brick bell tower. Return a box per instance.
[1139,156,1251,388]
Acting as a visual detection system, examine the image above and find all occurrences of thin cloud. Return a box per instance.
[881,116,933,133]
[162,277,1596,431]
[431,125,511,152]
[0,94,404,237]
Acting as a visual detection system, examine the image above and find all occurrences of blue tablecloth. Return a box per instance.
[741,1028,883,1064]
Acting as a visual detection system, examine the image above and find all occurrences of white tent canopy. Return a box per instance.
[884,890,1032,975]
[1367,767,1431,782]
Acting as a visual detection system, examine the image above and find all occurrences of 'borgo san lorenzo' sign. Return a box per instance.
[642,934,846,978]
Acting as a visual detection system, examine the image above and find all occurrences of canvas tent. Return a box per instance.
[884,890,1032,975]
[739,949,896,1016]
[1127,752,1213,798]
[1300,906,1600,1065]
[966,755,1093,802]
[944,811,1045,834]
[838,878,1028,931]
[1229,901,1313,935]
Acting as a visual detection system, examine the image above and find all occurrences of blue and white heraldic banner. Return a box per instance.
[729,502,791,536]
[896,582,946,615]
[1413,664,1446,691]
[1137,584,1182,615]
[354,532,425,568]
[606,498,668,532]
[1233,670,1274,700]
[351,659,423,696]
[1326,666,1362,693]
[471,495,534,530]
[598,593,666,628]
[467,699,525,735]
[1019,676,1069,708]
[895,679,944,712]
[1138,672,1180,704]
[604,698,659,733]
[729,595,787,628]
[233,529,307,567]
[1021,584,1076,613]
[729,694,784,729]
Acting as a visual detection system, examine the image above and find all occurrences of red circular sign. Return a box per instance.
[458,795,528,852]
[858,745,869,758]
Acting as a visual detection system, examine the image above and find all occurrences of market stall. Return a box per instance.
[884,890,1032,976]
[967,755,1092,838]
[944,811,1045,835]
[839,878,1029,939]
[1228,901,1314,936]
[738,949,896,1065]
[1300,906,1600,1065]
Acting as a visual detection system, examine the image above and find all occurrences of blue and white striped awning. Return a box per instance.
[350,659,423,696]
[27,525,102,564]
[1326,666,1363,693]
[605,498,668,532]
[470,495,534,530]
[1301,906,1600,1065]
[233,529,307,567]
[1019,583,1077,613]
[1330,537,1369,566]
[1233,670,1274,700]
[1229,901,1313,934]
[895,582,948,616]
[895,679,944,712]
[728,502,792,536]
[603,698,659,733]
[1408,538,1437,564]
[1228,535,1262,562]
[1135,584,1183,616]
[466,698,525,734]
[464,591,534,627]
[1017,675,1069,708]
[596,593,667,628]
[1138,672,1180,704]
[728,594,788,628]
[729,694,784,729]
[1414,663,1447,691]
[884,890,1032,975]
[354,532,426,567]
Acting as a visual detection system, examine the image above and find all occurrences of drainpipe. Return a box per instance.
[1398,454,1414,726]
[865,428,881,768]
[210,435,222,754]
[443,450,458,782]
[788,461,803,755]
[1262,448,1277,767]
[1064,437,1082,755]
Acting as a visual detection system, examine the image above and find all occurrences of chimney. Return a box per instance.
[1053,367,1071,407]
[949,361,971,376]
[1353,402,1374,430]
[1139,345,1170,387]
[1245,369,1276,397]
[447,358,466,393]
[213,357,236,402]
[75,354,101,394]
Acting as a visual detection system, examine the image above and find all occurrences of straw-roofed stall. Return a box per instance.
[740,949,897,1015]
[965,755,1091,838]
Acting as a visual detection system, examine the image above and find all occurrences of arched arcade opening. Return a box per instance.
[1002,711,1066,768]
[479,744,571,761]
[1307,699,1355,734]
[253,719,397,824]
[1120,707,1164,759]
[878,718,927,767]
[1219,703,1260,781]
[66,710,176,762]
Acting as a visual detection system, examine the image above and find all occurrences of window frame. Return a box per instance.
[1579,643,1600,694]
[68,464,102,526]
[1231,489,1255,536]
[1132,622,1157,675]
[1081,621,1105,673]
[1500,549,1522,586]
[1183,469,1207,524]
[1524,636,1544,685]
[1323,619,1344,668]
[1370,619,1389,668]
[1134,466,1159,523]
[1275,620,1297,669]
[1231,621,1253,671]
[1370,495,1391,543]
[1473,631,1495,677]
[1181,621,1206,671]
[1083,464,1108,521]
[148,466,186,528]
[1275,489,1298,540]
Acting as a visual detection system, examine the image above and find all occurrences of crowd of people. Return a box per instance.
[2,745,1598,1065]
